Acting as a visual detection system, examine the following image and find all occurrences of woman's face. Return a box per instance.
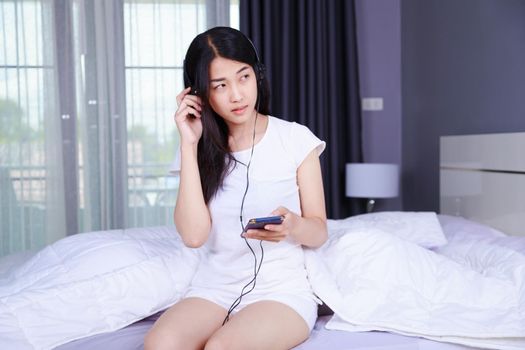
[207,56,258,127]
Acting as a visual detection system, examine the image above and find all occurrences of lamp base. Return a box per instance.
[366,199,376,213]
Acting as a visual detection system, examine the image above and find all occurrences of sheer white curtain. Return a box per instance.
[0,0,238,257]
[0,0,65,256]
[124,0,206,228]
[123,0,238,227]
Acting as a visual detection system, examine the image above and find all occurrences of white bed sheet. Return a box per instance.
[54,314,473,350]
[297,316,472,350]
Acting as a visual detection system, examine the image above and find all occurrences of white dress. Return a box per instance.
[171,116,325,330]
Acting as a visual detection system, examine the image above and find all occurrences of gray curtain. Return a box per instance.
[240,0,364,218]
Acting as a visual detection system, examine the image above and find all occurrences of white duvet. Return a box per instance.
[0,226,206,350]
[0,213,524,349]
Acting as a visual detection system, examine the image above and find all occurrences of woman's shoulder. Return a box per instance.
[269,116,316,139]
[264,116,325,166]
[268,116,308,134]
[268,115,300,126]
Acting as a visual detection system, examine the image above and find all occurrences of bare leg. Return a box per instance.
[144,297,227,350]
[204,300,310,350]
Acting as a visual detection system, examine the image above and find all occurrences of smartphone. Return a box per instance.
[244,215,284,231]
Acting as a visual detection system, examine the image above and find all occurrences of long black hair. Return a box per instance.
[183,27,271,204]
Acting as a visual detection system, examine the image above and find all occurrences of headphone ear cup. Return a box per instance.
[256,63,265,87]
[183,59,194,91]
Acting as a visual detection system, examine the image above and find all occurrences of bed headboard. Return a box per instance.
[440,132,525,236]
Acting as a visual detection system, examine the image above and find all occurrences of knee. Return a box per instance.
[204,334,231,350]
[144,329,166,350]
[144,328,184,350]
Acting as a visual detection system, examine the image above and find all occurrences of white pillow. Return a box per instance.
[0,226,205,350]
[328,211,447,248]
[437,214,506,241]
[0,249,37,279]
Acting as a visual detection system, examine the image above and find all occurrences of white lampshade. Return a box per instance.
[346,163,399,198]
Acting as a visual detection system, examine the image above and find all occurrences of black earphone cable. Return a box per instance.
[221,35,265,324]
[222,111,264,325]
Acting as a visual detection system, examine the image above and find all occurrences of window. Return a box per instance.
[0,0,239,257]
[0,0,63,255]
[123,0,239,227]
[124,0,207,226]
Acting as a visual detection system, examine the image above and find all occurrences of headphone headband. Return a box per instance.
[245,35,260,63]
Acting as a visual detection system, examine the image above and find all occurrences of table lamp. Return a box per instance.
[346,163,400,212]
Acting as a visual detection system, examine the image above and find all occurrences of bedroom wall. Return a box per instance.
[402,0,525,211]
[355,0,403,212]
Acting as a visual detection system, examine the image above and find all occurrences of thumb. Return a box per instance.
[271,206,288,216]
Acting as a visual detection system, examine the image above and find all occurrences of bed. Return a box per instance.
[1,132,524,350]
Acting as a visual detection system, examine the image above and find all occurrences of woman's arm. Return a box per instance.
[285,148,328,248]
[243,149,328,248]
[173,88,211,248]
[174,144,211,248]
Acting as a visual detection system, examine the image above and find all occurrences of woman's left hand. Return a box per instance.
[242,206,298,243]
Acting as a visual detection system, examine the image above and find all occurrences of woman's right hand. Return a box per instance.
[174,87,203,145]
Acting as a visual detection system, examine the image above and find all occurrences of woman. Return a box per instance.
[145,26,327,350]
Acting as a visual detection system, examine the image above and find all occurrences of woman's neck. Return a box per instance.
[228,114,268,152]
